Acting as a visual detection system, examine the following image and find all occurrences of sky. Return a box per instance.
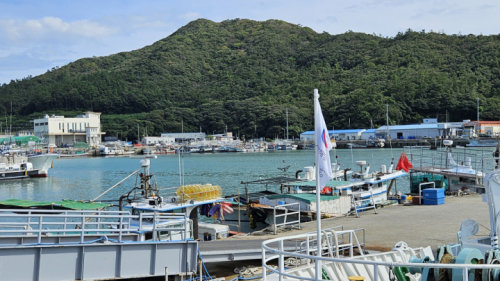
[0,0,499,85]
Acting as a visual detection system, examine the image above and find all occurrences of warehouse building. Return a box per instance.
[160,132,206,142]
[375,123,462,139]
[300,129,369,141]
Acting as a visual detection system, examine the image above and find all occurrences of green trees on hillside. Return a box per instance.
[1,20,500,140]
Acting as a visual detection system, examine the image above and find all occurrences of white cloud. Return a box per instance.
[0,17,119,45]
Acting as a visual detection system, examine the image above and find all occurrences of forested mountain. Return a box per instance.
[1,18,500,140]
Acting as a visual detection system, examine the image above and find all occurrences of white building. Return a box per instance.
[300,129,368,141]
[142,136,176,145]
[33,112,105,147]
[213,132,234,142]
[375,122,462,139]
[160,132,206,142]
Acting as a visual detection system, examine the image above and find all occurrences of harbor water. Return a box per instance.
[0,148,440,203]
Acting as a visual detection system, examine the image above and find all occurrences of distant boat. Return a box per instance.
[467,139,499,147]
[347,143,368,149]
[59,152,89,158]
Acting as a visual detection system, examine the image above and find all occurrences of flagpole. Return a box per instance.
[314,89,322,280]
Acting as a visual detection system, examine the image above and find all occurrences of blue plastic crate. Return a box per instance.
[422,188,445,199]
[423,197,445,205]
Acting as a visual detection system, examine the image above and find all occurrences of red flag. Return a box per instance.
[396,152,413,172]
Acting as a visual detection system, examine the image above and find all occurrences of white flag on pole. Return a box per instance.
[315,90,333,190]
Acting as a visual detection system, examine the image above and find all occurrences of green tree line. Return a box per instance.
[1,18,499,140]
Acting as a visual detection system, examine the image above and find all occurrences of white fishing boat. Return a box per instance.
[99,146,124,156]
[348,160,408,207]
[467,138,499,147]
[27,153,59,177]
[0,161,39,180]
[406,142,490,195]
[119,159,228,240]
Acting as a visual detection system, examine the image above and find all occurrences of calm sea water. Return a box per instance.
[0,148,413,203]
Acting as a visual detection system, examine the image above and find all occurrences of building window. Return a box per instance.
[59,123,61,130]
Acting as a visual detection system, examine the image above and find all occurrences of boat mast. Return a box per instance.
[386,104,389,139]
[9,101,12,138]
[477,98,480,137]
[286,108,289,141]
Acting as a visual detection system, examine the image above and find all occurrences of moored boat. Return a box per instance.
[27,153,59,177]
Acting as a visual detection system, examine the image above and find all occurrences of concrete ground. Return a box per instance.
[239,194,490,251]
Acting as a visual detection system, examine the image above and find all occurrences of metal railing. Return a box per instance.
[262,230,500,281]
[0,209,190,245]
[273,202,300,234]
[404,146,494,176]
[296,227,366,267]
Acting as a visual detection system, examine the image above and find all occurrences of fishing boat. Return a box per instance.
[467,138,499,147]
[347,159,408,207]
[406,141,490,195]
[0,161,39,180]
[346,143,368,149]
[27,152,59,177]
[99,146,124,156]
[222,161,356,233]
[119,159,230,240]
[58,151,88,158]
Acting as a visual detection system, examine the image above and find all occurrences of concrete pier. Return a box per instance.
[206,194,489,253]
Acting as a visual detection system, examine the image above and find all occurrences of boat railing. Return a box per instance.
[0,209,190,245]
[262,230,499,281]
[405,145,495,177]
[273,202,301,234]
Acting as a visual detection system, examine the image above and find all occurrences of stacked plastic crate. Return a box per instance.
[422,188,445,205]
